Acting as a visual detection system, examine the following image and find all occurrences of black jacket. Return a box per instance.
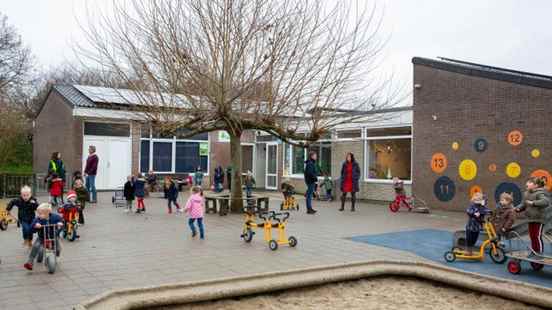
[304,159,318,185]
[124,181,135,201]
[7,197,39,223]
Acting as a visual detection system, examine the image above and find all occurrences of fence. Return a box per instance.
[0,173,70,198]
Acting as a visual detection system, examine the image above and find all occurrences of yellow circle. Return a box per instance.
[459,159,477,181]
[531,149,541,158]
[452,142,460,151]
[506,162,522,178]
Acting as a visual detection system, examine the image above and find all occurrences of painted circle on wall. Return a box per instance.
[434,176,456,202]
[495,182,522,207]
[469,185,483,199]
[488,164,497,173]
[507,130,523,146]
[506,162,522,178]
[459,159,477,181]
[474,138,488,153]
[531,149,541,158]
[452,142,460,151]
[530,169,552,191]
[431,153,448,174]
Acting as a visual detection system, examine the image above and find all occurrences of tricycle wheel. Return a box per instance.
[508,260,521,274]
[444,251,456,262]
[46,254,56,274]
[241,228,254,243]
[288,236,298,248]
[0,219,8,231]
[531,262,544,271]
[388,202,399,213]
[269,239,278,251]
[488,246,507,264]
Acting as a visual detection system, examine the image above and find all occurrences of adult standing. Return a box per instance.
[84,145,99,203]
[304,151,318,214]
[339,152,361,212]
[47,152,66,191]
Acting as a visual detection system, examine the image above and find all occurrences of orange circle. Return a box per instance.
[469,185,483,198]
[431,153,448,174]
[507,130,523,146]
[530,169,552,191]
[488,164,497,172]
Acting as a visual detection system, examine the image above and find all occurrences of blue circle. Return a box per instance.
[474,138,488,153]
[434,176,456,202]
[495,182,522,207]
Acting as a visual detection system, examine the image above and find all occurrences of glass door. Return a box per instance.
[265,143,278,190]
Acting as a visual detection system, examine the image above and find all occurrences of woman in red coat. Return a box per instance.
[339,153,361,212]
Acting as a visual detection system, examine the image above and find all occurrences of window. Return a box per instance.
[175,142,208,173]
[175,128,208,141]
[308,142,331,175]
[365,127,412,181]
[84,122,130,137]
[153,142,172,172]
[337,129,362,140]
[242,145,254,173]
[140,141,150,173]
[292,145,305,175]
[283,142,331,177]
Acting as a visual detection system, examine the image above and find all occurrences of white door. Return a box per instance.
[83,136,131,190]
[265,143,278,190]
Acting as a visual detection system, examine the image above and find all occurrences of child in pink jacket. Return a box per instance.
[185,186,205,239]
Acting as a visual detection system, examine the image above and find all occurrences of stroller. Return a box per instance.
[280,182,299,211]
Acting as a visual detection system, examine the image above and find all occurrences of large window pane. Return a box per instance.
[367,138,411,180]
[366,127,411,137]
[84,122,130,137]
[292,146,305,175]
[153,142,172,172]
[283,144,291,176]
[140,140,150,173]
[337,130,361,139]
[175,142,208,173]
[320,145,331,175]
[242,145,254,173]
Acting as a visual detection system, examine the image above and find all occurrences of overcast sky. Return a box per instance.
[2,0,552,92]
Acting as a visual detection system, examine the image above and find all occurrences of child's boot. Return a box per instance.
[23,262,33,270]
[168,207,172,214]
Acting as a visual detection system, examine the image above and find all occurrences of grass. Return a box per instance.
[0,164,33,174]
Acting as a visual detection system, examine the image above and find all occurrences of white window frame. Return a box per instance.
[283,141,332,179]
[139,126,210,175]
[363,127,413,184]
[335,129,363,141]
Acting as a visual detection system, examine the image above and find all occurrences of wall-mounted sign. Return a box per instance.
[507,130,523,146]
[199,142,209,156]
[495,182,522,207]
[474,138,488,153]
[469,185,483,199]
[459,159,477,181]
[218,131,230,142]
[531,149,541,158]
[530,169,552,191]
[505,162,521,178]
[431,153,448,174]
[452,142,460,151]
[434,176,456,202]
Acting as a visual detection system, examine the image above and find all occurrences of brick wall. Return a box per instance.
[131,121,141,174]
[413,63,552,211]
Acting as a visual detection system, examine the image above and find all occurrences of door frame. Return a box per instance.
[83,135,132,190]
[265,143,278,190]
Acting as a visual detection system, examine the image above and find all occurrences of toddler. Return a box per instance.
[134,174,147,213]
[244,170,256,198]
[185,186,205,239]
[322,173,334,201]
[123,175,135,212]
[23,204,63,271]
[7,186,39,248]
[73,179,88,224]
[194,167,204,187]
[516,177,550,259]
[493,192,516,237]
[49,173,64,206]
[465,192,490,252]
[166,176,181,214]
[59,190,81,239]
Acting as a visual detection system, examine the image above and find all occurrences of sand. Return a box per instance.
[153,277,543,310]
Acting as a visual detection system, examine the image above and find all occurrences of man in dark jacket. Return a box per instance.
[84,145,99,203]
[7,186,39,248]
[304,151,318,214]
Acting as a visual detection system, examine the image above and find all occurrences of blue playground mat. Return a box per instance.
[351,229,552,288]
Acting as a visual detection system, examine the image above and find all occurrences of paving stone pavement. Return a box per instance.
[0,191,468,310]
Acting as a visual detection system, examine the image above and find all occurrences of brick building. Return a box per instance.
[412,57,552,211]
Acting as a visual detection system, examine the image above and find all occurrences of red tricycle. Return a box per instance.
[388,194,429,213]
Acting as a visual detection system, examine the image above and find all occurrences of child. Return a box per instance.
[73,179,88,225]
[185,186,205,239]
[72,171,83,188]
[465,192,490,252]
[166,176,181,214]
[134,174,147,213]
[392,177,406,196]
[244,170,256,198]
[322,173,334,201]
[24,203,64,271]
[493,192,516,237]
[49,173,64,206]
[123,175,135,213]
[516,177,550,259]
[194,167,204,187]
[59,190,81,239]
[214,166,224,192]
[7,186,39,248]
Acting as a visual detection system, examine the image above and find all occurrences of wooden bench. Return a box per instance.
[205,194,269,216]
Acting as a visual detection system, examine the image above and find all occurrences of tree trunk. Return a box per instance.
[229,132,243,213]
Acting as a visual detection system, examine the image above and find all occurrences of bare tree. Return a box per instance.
[78,0,401,212]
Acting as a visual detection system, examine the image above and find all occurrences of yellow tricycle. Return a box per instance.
[0,201,18,231]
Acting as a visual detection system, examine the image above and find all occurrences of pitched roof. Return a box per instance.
[412,57,552,90]
[53,85,96,108]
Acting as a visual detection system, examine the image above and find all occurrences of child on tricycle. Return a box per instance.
[24,203,63,272]
[58,190,80,241]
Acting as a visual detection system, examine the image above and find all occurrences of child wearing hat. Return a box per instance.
[59,190,81,239]
[465,192,490,253]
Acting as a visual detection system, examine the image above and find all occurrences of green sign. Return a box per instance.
[218,131,230,142]
[199,142,209,156]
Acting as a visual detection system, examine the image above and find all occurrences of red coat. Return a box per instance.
[50,179,64,196]
[342,162,354,193]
